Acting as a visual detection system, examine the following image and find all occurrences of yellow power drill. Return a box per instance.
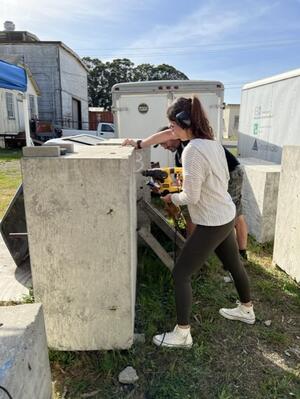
[141,167,183,196]
[141,167,185,230]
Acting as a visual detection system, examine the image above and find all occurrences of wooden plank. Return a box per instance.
[139,200,186,249]
[138,227,174,271]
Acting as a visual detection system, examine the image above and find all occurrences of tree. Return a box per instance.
[134,63,189,81]
[83,57,188,109]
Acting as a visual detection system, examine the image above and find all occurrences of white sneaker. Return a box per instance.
[223,273,233,283]
[219,303,255,324]
[152,325,193,348]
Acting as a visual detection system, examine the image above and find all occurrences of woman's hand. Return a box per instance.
[161,193,173,204]
[122,138,138,148]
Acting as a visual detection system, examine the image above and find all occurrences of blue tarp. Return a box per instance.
[0,59,27,92]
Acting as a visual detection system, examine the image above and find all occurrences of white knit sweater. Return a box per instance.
[171,139,236,226]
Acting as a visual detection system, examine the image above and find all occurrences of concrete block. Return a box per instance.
[90,139,151,229]
[96,139,151,200]
[273,146,300,282]
[21,146,137,350]
[43,139,75,153]
[239,157,281,243]
[23,146,60,157]
[0,304,52,399]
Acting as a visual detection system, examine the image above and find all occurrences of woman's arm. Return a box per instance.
[171,146,206,206]
[122,129,176,149]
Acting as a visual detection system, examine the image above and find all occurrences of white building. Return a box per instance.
[223,103,240,139]
[0,22,89,130]
[0,61,40,148]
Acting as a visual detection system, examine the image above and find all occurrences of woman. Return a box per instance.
[124,96,255,348]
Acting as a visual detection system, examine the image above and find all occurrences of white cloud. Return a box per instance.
[0,0,151,51]
[0,0,144,28]
[116,1,281,63]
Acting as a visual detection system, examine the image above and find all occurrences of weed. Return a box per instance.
[218,386,234,399]
[260,375,300,399]
[0,150,22,218]
[259,329,289,346]
[22,288,34,303]
[49,350,77,367]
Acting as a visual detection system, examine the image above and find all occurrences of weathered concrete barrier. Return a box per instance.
[21,145,138,350]
[96,139,151,229]
[273,146,300,282]
[239,157,281,243]
[0,304,52,399]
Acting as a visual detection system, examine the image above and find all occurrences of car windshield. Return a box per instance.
[102,124,114,132]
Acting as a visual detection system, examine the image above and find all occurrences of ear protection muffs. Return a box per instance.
[175,111,191,129]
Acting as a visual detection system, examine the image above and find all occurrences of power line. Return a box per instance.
[80,44,300,58]
[74,38,300,53]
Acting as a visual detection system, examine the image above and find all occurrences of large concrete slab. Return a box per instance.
[239,157,281,243]
[0,234,31,302]
[0,304,52,399]
[273,146,300,282]
[21,146,137,350]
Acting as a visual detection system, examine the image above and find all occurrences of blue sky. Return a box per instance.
[2,0,300,103]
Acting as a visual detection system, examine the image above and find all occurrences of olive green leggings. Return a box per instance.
[172,219,251,325]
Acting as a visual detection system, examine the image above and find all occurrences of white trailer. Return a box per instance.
[111,80,224,166]
[238,68,300,163]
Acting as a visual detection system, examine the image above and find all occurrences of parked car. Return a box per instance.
[62,123,115,140]
[96,123,115,139]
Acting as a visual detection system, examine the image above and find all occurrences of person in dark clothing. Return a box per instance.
[223,147,248,260]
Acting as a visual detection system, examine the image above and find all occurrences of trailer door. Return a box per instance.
[115,93,174,166]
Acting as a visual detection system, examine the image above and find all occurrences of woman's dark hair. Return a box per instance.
[167,95,214,140]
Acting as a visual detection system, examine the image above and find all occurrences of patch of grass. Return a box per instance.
[146,370,197,399]
[0,149,22,218]
[259,375,300,399]
[218,387,234,399]
[256,279,278,302]
[228,147,238,156]
[259,329,289,346]
[0,148,22,161]
[21,288,34,303]
[49,351,77,367]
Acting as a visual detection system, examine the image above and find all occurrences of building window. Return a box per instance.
[233,115,239,129]
[29,95,36,118]
[6,92,15,119]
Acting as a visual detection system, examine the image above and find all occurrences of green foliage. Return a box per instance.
[260,375,300,399]
[0,148,22,161]
[218,387,234,399]
[259,329,289,346]
[0,150,22,218]
[82,57,189,108]
[49,350,77,367]
[22,288,34,303]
